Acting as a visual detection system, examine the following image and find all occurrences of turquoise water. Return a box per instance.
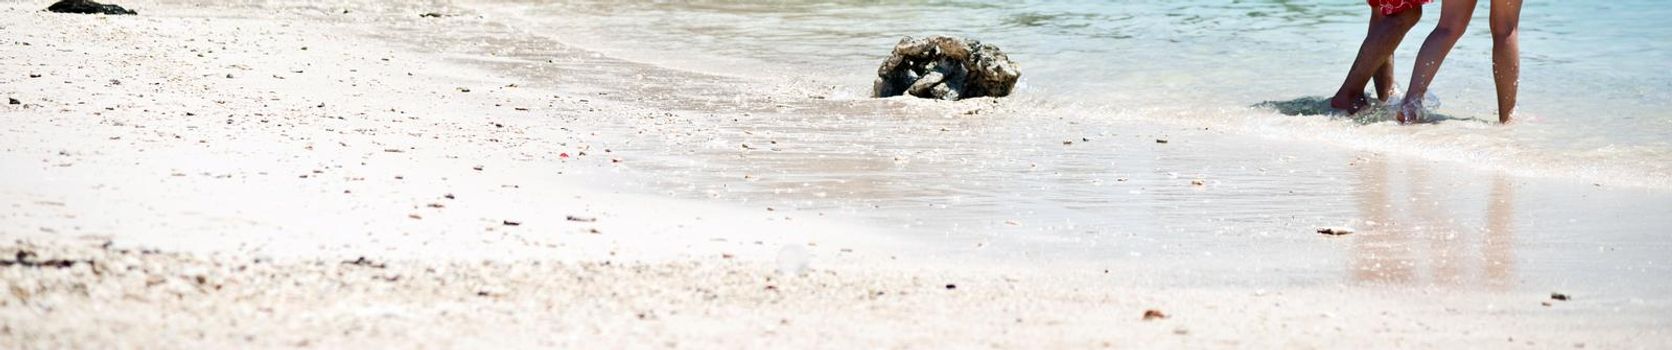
[516,0,1671,187]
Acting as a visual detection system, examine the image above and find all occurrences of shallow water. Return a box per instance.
[505,0,1672,189]
[397,0,1670,306]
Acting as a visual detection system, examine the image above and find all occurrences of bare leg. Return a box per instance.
[1490,0,1522,123]
[1373,55,1398,102]
[1399,0,1478,124]
[1331,8,1422,114]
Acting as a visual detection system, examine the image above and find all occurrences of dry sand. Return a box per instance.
[1,0,1666,348]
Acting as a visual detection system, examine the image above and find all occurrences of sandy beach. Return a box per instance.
[3,0,1669,348]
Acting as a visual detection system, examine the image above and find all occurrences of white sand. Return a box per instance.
[1,1,1665,348]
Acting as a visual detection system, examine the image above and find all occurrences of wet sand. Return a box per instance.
[2,0,1669,348]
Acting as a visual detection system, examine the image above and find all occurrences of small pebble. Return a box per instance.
[1143,309,1168,321]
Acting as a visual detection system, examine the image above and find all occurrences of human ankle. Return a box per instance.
[1330,93,1361,109]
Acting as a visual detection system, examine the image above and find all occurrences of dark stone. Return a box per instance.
[872,35,1020,101]
[7,98,18,105]
[46,0,137,15]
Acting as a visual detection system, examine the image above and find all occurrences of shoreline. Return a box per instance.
[2,0,1669,348]
[490,0,1672,191]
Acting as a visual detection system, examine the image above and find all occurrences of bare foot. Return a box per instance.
[1330,94,1369,115]
[1396,99,1425,124]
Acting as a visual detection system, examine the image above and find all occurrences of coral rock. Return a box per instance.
[873,36,1020,100]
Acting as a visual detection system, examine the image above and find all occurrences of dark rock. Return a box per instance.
[872,35,1020,101]
[7,98,18,105]
[46,0,137,15]
[419,12,446,18]
[1551,292,1570,301]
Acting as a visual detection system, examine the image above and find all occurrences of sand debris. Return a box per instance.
[342,256,386,268]
[1,250,89,268]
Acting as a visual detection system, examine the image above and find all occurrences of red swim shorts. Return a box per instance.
[1368,0,1432,15]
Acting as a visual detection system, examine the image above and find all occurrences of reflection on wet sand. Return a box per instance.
[1350,155,1516,289]
[1484,175,1515,289]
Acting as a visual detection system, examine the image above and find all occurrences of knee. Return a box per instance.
[1491,23,1519,42]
